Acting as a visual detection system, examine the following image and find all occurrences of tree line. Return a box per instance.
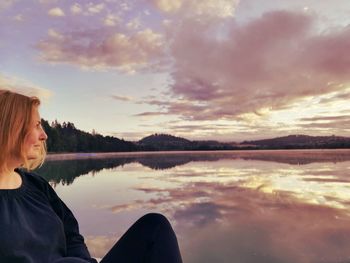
[41,119,350,153]
[42,119,137,153]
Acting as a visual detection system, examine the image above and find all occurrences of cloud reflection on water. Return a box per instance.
[39,150,350,263]
[131,181,350,263]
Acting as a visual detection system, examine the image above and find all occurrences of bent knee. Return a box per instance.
[139,213,171,228]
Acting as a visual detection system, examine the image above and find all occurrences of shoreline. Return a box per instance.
[46,148,350,161]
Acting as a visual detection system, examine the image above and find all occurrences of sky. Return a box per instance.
[1,0,350,142]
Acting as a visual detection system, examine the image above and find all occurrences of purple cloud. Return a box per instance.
[162,10,350,120]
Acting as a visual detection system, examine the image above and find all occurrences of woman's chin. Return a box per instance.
[27,148,41,160]
[27,153,40,160]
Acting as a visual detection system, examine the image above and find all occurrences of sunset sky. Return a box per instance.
[1,0,350,142]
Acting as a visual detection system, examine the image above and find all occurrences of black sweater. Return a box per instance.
[0,168,98,263]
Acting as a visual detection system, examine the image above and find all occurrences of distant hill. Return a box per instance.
[139,134,350,151]
[242,135,350,149]
[138,134,193,151]
[138,133,238,151]
[139,133,191,145]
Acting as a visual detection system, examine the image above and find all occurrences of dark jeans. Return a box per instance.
[100,213,183,263]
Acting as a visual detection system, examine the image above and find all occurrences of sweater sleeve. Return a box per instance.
[34,174,98,263]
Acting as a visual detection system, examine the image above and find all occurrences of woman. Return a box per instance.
[0,90,183,263]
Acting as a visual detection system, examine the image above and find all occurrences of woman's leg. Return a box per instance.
[100,213,183,263]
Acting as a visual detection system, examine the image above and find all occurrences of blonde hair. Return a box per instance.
[0,89,47,173]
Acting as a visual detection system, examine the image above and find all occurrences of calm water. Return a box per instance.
[37,150,350,263]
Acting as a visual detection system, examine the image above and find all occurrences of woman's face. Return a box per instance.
[24,107,48,160]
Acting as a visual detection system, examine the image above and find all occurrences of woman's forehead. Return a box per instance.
[32,107,41,121]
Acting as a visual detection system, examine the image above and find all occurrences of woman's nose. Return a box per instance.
[40,130,48,141]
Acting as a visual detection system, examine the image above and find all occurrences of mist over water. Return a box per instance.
[37,150,350,263]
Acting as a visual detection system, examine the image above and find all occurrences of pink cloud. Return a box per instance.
[36,28,166,73]
[302,27,350,74]
[161,10,350,120]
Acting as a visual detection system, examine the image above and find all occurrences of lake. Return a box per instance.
[37,150,350,263]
